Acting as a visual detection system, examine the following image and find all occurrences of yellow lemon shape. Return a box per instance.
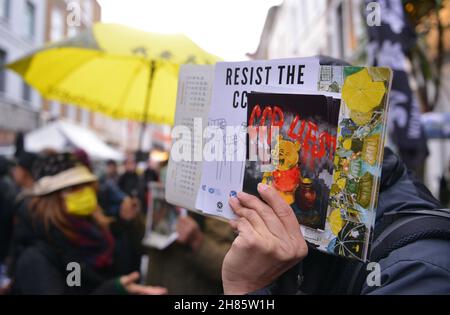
[343,139,352,151]
[328,209,344,236]
[342,68,386,113]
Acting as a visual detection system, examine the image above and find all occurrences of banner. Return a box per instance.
[365,0,428,170]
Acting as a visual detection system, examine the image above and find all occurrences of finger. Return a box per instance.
[176,226,188,242]
[235,217,262,241]
[121,271,140,286]
[176,220,185,232]
[177,232,187,243]
[234,217,272,253]
[178,216,188,225]
[177,217,194,233]
[257,183,300,233]
[179,222,193,238]
[229,197,270,237]
[229,220,240,237]
[127,284,168,295]
[236,191,287,238]
[178,216,189,226]
[229,219,238,230]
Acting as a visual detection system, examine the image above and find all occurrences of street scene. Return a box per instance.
[0,0,450,300]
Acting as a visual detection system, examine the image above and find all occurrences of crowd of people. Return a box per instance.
[0,143,234,295]
[1,136,450,294]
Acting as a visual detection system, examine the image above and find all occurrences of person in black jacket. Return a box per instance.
[221,147,450,295]
[9,152,166,295]
[220,56,450,295]
[11,152,38,192]
[118,155,140,197]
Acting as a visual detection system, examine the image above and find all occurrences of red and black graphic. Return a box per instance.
[243,92,340,229]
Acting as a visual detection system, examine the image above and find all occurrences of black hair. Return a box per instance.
[106,159,117,166]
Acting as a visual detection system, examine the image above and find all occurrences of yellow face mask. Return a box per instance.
[64,186,98,216]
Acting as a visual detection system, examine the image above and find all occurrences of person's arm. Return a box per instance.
[14,246,66,294]
[92,272,167,295]
[107,180,127,204]
[7,199,36,275]
[221,184,308,295]
[360,148,450,294]
[183,218,235,282]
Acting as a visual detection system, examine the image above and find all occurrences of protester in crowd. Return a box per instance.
[9,152,166,295]
[105,160,120,184]
[113,154,147,274]
[145,212,235,294]
[98,160,129,218]
[73,150,145,273]
[221,147,450,295]
[159,159,168,184]
[11,152,39,191]
[1,151,41,288]
[118,154,141,198]
[94,156,145,274]
[138,151,165,214]
[0,157,17,265]
[143,152,160,184]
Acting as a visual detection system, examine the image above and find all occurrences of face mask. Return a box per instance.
[64,186,98,216]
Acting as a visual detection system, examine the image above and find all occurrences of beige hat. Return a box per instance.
[31,165,97,196]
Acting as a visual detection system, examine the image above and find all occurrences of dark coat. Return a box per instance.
[0,175,17,262]
[9,200,145,295]
[118,171,140,197]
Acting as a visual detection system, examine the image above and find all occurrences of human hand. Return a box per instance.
[120,197,140,221]
[176,216,204,251]
[222,183,308,295]
[119,272,167,295]
[0,279,11,295]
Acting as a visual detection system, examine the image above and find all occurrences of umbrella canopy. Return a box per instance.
[25,120,124,161]
[7,23,219,125]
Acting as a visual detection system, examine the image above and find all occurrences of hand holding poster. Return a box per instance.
[166,59,392,261]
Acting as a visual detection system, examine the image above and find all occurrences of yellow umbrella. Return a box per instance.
[7,23,220,125]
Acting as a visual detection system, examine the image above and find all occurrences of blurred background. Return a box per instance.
[0,0,449,205]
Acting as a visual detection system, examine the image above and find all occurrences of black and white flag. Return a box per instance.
[365,0,428,170]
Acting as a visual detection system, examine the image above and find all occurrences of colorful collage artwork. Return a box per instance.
[318,66,392,261]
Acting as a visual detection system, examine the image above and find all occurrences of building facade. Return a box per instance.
[249,0,366,63]
[42,0,101,127]
[0,0,46,154]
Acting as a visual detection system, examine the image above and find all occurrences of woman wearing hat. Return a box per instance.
[10,153,166,295]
